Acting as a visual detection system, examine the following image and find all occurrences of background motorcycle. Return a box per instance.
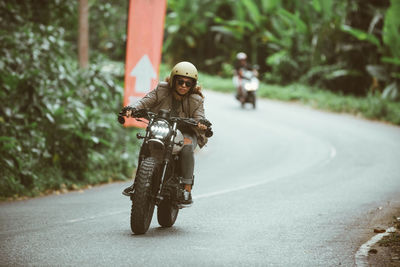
[238,68,260,108]
[238,68,259,109]
[118,109,212,234]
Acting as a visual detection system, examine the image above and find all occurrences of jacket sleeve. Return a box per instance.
[130,82,168,110]
[128,88,158,110]
[192,97,206,121]
[190,94,208,147]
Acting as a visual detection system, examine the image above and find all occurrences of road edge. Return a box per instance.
[355,202,400,266]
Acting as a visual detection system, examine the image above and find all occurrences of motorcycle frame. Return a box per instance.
[135,116,182,205]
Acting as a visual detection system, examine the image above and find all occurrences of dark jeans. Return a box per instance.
[180,132,197,185]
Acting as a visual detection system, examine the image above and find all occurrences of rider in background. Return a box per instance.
[233,52,258,100]
[120,62,209,205]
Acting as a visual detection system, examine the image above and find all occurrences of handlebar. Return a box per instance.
[118,115,125,124]
[118,108,213,137]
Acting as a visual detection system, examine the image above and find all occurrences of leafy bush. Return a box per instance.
[89,0,129,61]
[0,1,138,198]
[198,69,400,126]
[164,0,399,98]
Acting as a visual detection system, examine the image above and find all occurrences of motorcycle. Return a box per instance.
[118,108,213,234]
[237,68,259,109]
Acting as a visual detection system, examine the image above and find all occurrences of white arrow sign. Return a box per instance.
[130,54,157,93]
[128,95,142,106]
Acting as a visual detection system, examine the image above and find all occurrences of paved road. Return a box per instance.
[1,90,400,266]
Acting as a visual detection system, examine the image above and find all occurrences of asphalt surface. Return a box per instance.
[1,90,400,266]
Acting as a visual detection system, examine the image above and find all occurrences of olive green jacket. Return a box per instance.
[129,81,208,147]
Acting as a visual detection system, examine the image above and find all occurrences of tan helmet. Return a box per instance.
[169,61,198,88]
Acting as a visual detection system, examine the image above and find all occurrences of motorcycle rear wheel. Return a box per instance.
[130,157,158,234]
[157,200,179,227]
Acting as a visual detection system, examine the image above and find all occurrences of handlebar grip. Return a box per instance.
[118,115,125,124]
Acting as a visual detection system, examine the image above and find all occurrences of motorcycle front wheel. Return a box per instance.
[157,200,179,227]
[130,157,158,234]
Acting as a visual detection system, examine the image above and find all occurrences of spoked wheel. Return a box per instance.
[157,200,179,227]
[130,157,158,234]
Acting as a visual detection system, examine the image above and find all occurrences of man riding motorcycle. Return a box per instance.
[233,52,258,101]
[120,61,209,205]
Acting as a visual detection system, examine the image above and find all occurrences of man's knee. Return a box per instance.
[181,144,193,156]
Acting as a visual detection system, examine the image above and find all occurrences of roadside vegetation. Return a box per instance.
[162,0,400,124]
[1,0,399,199]
[0,1,138,199]
[197,72,400,125]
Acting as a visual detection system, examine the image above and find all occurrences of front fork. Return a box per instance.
[154,121,179,205]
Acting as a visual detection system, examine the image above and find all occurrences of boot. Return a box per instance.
[182,190,192,205]
[181,184,193,205]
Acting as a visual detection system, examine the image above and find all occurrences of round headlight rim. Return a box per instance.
[150,119,171,139]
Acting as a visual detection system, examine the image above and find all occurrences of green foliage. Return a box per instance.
[199,71,234,93]
[383,0,400,59]
[340,25,381,47]
[0,1,138,198]
[2,0,400,198]
[165,0,399,99]
[164,0,222,69]
[89,0,128,61]
[381,0,400,100]
[200,72,400,125]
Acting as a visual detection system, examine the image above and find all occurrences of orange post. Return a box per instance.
[123,0,167,127]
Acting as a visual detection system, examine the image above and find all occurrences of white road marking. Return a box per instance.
[194,180,272,200]
[66,210,125,224]
[66,143,337,224]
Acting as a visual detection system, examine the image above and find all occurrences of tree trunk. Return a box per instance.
[78,0,89,68]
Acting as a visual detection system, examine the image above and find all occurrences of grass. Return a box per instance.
[196,71,400,126]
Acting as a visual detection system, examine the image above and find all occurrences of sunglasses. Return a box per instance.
[176,79,193,88]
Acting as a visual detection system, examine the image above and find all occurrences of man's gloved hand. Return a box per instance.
[197,122,207,130]
[199,118,212,128]
[118,106,136,124]
[119,106,137,117]
[198,118,213,138]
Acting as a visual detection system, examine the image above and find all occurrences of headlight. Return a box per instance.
[150,120,170,139]
[244,83,253,90]
[244,80,258,91]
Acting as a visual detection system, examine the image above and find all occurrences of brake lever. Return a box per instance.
[185,118,198,126]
